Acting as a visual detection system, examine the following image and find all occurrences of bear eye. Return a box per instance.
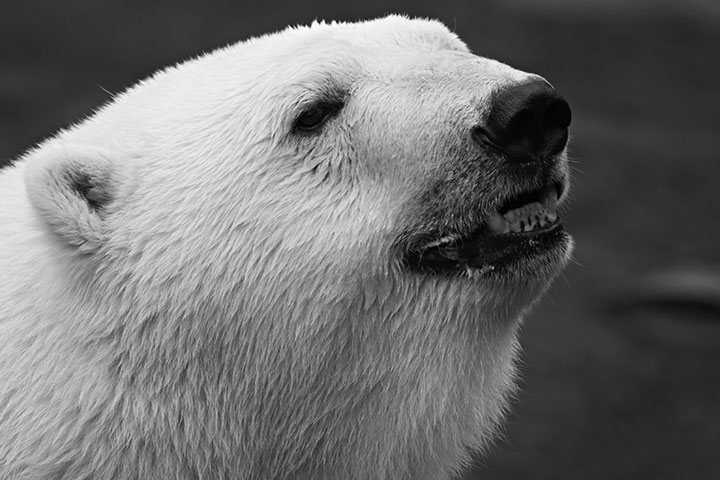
[294,102,342,133]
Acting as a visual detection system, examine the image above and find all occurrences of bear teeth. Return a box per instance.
[486,188,558,235]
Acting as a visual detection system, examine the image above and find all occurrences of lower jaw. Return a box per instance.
[465,223,571,273]
[409,223,572,281]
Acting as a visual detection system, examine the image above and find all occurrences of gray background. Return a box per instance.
[2,1,719,478]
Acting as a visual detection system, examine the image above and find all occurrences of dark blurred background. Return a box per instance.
[2,1,719,478]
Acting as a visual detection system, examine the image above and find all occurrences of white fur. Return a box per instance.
[0,15,569,479]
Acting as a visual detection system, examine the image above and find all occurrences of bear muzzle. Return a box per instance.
[400,78,574,278]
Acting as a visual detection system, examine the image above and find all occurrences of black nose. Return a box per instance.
[474,79,571,162]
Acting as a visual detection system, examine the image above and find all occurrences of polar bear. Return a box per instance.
[0,15,572,480]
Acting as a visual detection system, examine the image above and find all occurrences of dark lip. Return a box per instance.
[403,180,568,273]
[460,220,567,268]
[405,221,567,272]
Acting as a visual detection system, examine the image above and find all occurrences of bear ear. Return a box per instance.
[25,143,118,253]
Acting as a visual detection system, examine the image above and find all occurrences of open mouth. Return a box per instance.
[487,182,560,235]
[404,181,570,274]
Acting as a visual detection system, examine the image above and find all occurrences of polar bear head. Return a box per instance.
[11,15,572,480]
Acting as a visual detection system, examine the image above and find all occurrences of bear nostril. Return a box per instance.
[542,97,572,155]
[479,79,571,162]
[545,98,572,130]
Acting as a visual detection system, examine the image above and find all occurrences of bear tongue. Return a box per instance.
[486,189,558,235]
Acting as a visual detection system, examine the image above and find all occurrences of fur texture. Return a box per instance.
[0,16,571,480]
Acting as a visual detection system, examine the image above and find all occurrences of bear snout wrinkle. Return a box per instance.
[474,79,572,163]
